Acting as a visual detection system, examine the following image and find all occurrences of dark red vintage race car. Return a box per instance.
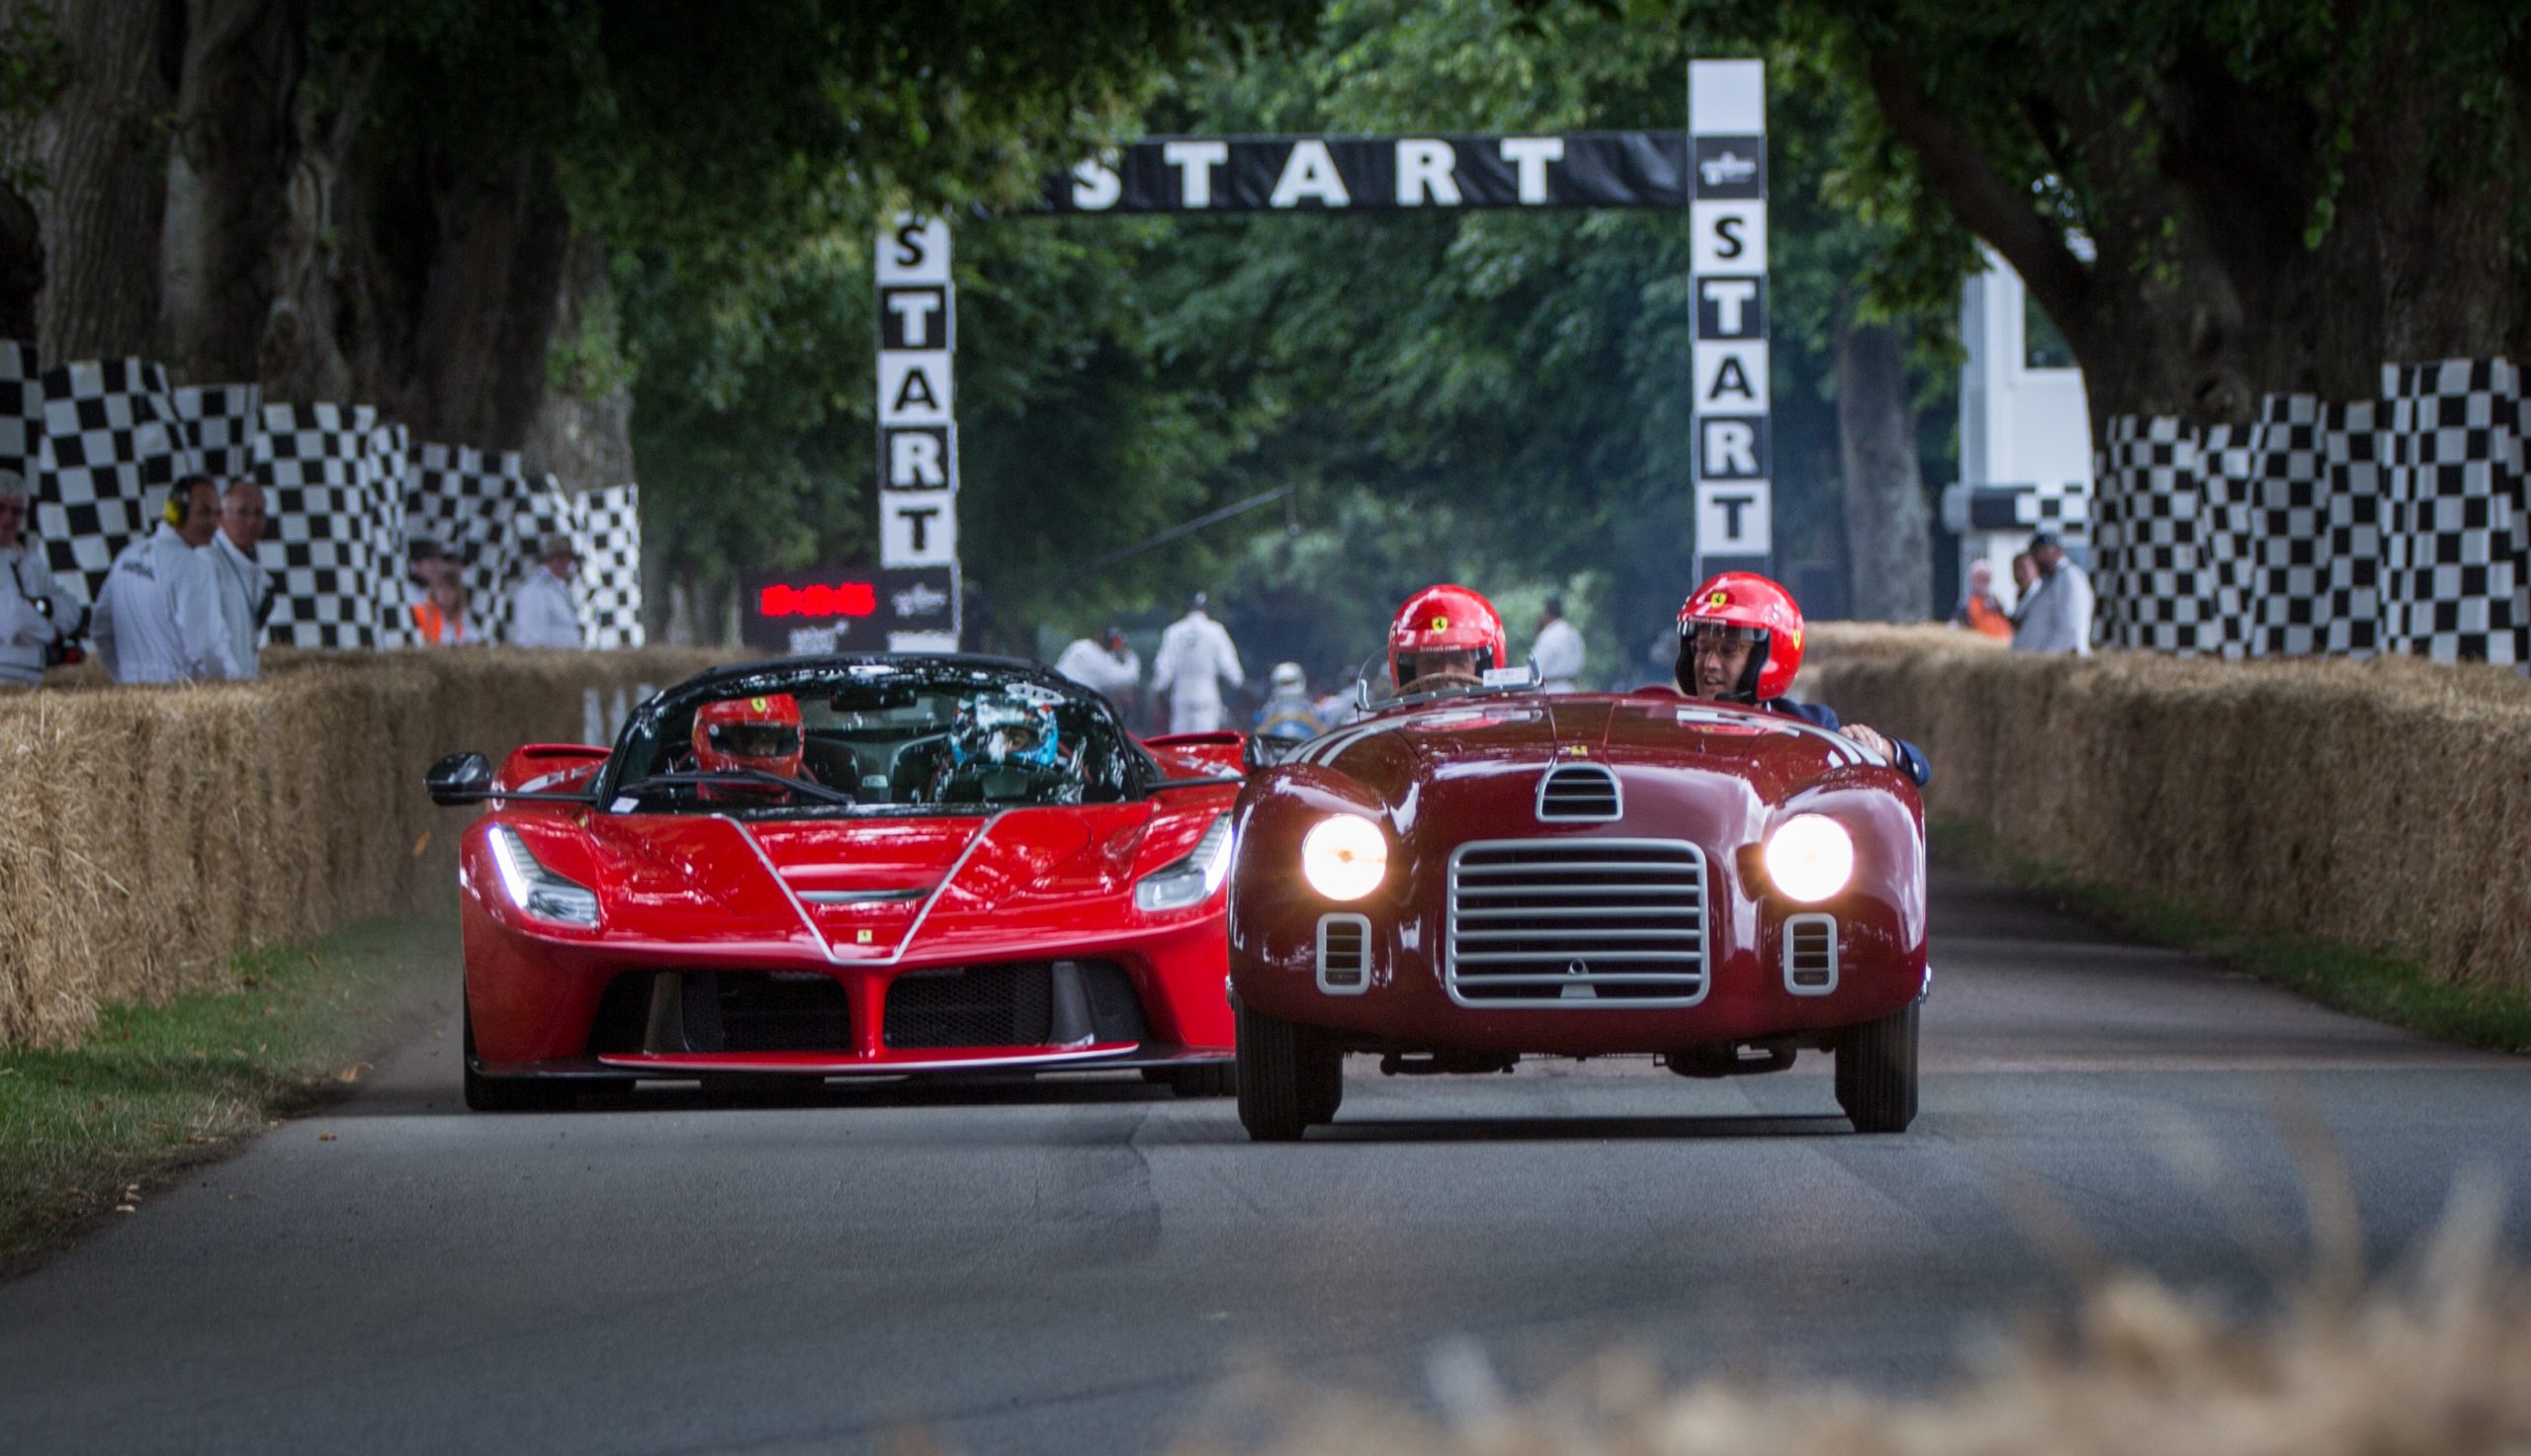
[1226,678,1928,1139]
[427,656,1244,1110]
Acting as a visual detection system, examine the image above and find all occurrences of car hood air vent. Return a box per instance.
[1536,763,1621,821]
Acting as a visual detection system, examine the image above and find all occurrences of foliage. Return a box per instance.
[0,4,63,194]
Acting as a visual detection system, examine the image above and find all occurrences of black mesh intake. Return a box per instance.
[882,961,1146,1049]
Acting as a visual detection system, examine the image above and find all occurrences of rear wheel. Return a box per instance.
[1236,1002,1340,1141]
[462,998,572,1113]
[1834,1000,1919,1134]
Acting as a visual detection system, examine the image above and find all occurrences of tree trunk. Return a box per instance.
[0,180,42,340]
[24,0,175,361]
[520,224,634,488]
[157,0,302,384]
[1835,316,1930,623]
[393,150,571,449]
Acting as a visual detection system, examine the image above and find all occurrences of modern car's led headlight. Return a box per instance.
[1135,814,1233,912]
[1763,814,1855,903]
[487,825,601,927]
[1300,814,1387,901]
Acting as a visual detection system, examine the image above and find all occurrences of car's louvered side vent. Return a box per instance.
[1534,763,1622,821]
[1317,913,1372,995]
[1783,913,1838,995]
[1445,839,1707,1006]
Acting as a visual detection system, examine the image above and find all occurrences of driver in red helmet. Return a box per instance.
[1388,583,1507,693]
[690,692,810,798]
[1675,572,1929,787]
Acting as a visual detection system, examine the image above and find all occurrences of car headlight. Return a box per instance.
[1763,814,1854,903]
[1299,814,1387,900]
[1136,814,1234,912]
[487,825,601,927]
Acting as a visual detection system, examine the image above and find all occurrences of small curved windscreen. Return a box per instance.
[1350,650,1541,716]
[610,663,1150,815]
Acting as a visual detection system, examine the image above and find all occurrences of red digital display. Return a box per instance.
[758,581,878,620]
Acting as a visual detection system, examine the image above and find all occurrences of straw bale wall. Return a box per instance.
[1802,625,2531,994]
[0,648,720,1048]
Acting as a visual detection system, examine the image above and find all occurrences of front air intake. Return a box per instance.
[1783,913,1838,995]
[1317,913,1371,994]
[1535,763,1621,821]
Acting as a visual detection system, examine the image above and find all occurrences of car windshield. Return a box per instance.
[607,659,1153,815]
[1353,652,1542,714]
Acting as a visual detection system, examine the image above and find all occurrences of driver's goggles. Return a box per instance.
[1683,623,1768,652]
[706,724,800,757]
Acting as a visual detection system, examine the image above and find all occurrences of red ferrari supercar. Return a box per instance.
[427,656,1245,1110]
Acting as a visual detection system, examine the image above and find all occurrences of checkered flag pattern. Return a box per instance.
[406,441,534,634]
[2244,395,2329,656]
[250,402,409,649]
[2322,400,2389,655]
[32,358,182,608]
[2094,416,2223,653]
[2382,360,2524,665]
[0,340,40,482]
[576,483,645,648]
[174,383,264,482]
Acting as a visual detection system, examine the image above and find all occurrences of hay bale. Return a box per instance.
[1803,626,2531,996]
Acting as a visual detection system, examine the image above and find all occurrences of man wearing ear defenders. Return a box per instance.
[91,475,241,684]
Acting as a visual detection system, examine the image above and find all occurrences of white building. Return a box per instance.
[1944,246,2095,598]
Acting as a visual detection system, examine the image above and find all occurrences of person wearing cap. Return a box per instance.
[1527,594,1585,691]
[0,471,82,687]
[92,475,241,683]
[2011,531,2094,655]
[1149,590,1244,733]
[207,479,271,680]
[507,533,585,648]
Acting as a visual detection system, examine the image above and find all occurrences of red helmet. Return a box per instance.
[1389,584,1506,691]
[1675,572,1804,702]
[692,693,804,781]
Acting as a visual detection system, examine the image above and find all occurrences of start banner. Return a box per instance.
[1045,132,1689,214]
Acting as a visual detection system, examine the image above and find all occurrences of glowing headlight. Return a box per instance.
[1135,814,1234,912]
[1299,814,1387,901]
[1763,814,1854,903]
[487,825,601,927]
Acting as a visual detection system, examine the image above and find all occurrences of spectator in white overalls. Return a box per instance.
[92,476,241,684]
[207,479,270,680]
[1149,591,1244,733]
[1528,594,1585,691]
[507,534,585,648]
[0,471,81,687]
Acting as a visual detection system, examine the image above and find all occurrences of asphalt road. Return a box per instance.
[4,868,2527,1456]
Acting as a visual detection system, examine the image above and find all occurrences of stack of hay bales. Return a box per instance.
[1803,625,2531,996]
[0,647,720,1048]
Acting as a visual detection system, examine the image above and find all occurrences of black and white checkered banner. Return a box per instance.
[876,214,960,650]
[2093,359,2528,663]
[1687,59,1772,582]
[3,341,644,649]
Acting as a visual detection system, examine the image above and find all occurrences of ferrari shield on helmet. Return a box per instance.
[1388,583,1507,689]
[692,693,804,778]
[1676,571,1805,701]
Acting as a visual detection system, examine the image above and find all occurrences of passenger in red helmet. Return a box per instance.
[691,692,809,799]
[1388,584,1507,693]
[1675,572,1929,786]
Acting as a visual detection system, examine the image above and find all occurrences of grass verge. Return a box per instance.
[0,911,454,1276]
[1932,819,2531,1055]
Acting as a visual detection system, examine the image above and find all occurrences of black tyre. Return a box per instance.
[1236,1002,1339,1141]
[1834,999,1919,1134]
[1162,1064,1237,1098]
[462,1000,571,1113]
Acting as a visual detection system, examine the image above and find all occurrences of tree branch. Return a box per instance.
[1864,47,2093,356]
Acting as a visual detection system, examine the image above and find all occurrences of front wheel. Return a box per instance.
[1236,1002,1341,1141]
[1833,1000,1919,1134]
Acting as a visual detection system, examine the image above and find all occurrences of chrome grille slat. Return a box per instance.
[1534,763,1622,821]
[1446,837,1708,1007]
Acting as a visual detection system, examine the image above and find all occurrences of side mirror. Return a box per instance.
[426,751,493,806]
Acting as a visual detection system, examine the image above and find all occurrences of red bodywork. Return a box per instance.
[459,730,1242,1087]
[1228,690,1927,1059]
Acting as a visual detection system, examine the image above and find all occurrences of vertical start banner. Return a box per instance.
[1689,60,1771,581]
[875,214,961,649]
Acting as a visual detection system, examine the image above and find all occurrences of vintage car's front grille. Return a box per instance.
[880,961,1148,1049]
[1445,838,1707,1005]
[1535,763,1621,821]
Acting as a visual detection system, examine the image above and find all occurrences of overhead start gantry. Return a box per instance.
[871,60,1770,648]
